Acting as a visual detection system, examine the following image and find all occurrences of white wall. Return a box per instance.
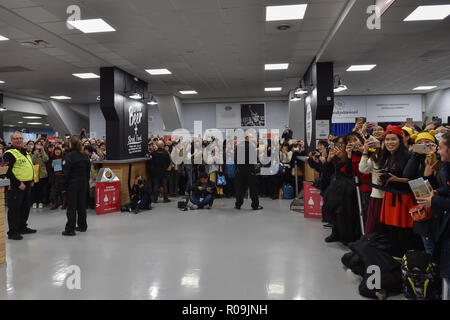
[425,89,450,122]
[89,104,106,138]
[181,101,289,135]
[4,96,47,115]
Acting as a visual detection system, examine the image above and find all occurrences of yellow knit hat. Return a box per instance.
[402,126,413,137]
[411,130,437,144]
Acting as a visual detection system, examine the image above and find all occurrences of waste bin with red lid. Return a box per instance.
[95,168,120,215]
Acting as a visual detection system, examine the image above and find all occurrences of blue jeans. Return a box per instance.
[190,194,214,208]
[185,167,196,193]
[421,235,436,255]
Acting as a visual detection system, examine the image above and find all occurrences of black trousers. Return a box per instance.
[167,170,178,196]
[234,169,259,208]
[7,182,32,236]
[152,175,168,202]
[65,181,88,232]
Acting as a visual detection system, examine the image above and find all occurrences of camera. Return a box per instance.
[379,168,393,184]
[137,179,143,185]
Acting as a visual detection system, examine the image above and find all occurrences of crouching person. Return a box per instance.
[121,176,152,214]
[189,172,216,209]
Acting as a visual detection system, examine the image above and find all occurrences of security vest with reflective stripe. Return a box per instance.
[4,148,34,182]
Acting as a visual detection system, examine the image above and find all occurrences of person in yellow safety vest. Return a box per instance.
[3,131,37,240]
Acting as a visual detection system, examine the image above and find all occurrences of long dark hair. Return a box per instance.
[376,134,408,170]
[442,132,450,149]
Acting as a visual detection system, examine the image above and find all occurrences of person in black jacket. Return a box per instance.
[417,133,450,291]
[61,136,91,236]
[149,140,171,203]
[121,175,152,214]
[189,172,216,209]
[234,135,263,210]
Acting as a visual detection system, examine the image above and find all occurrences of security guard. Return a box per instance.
[3,131,36,240]
[234,134,263,210]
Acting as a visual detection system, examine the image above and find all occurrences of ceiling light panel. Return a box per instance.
[266,4,308,21]
[73,73,100,79]
[265,63,289,70]
[265,87,282,92]
[50,96,71,100]
[404,5,450,21]
[67,19,116,33]
[146,69,172,75]
[179,90,198,95]
[413,86,437,90]
[346,65,376,71]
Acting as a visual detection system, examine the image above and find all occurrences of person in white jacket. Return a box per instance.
[359,138,385,235]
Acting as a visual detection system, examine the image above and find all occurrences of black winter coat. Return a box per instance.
[62,149,90,189]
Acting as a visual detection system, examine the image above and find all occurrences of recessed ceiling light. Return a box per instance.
[17,121,23,124]
[45,124,50,126]
[404,5,450,21]
[346,65,377,71]
[67,19,116,33]
[265,63,289,70]
[145,69,172,75]
[413,86,437,91]
[23,116,42,119]
[27,122,43,125]
[334,85,348,93]
[73,73,100,79]
[0,35,9,41]
[129,93,142,100]
[0,80,5,83]
[266,4,308,21]
[265,87,282,92]
[50,96,71,100]
[179,90,198,95]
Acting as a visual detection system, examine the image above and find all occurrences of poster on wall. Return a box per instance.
[332,96,366,123]
[241,103,265,127]
[124,100,145,156]
[305,101,312,147]
[315,120,329,140]
[216,103,241,128]
[366,95,422,122]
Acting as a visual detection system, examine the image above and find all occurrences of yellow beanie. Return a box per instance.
[402,126,413,137]
[411,130,437,144]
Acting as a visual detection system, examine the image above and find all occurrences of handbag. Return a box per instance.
[216,174,227,186]
[409,205,431,222]
[33,164,40,183]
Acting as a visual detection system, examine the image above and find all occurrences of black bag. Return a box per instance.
[401,250,442,300]
[178,197,189,211]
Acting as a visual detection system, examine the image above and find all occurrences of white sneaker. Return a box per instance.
[190,204,198,210]
[32,203,37,209]
[38,203,43,209]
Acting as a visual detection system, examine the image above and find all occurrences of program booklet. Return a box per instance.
[408,178,433,199]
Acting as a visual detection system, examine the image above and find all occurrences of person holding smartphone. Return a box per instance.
[31,140,49,209]
[189,172,216,209]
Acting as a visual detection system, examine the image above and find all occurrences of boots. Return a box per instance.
[51,200,58,210]
[61,200,67,210]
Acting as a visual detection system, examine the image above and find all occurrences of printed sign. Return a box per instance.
[125,102,144,155]
[216,103,241,128]
[96,181,120,215]
[303,182,323,219]
[316,120,329,140]
[306,101,312,147]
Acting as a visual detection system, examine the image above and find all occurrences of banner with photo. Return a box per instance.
[216,103,266,128]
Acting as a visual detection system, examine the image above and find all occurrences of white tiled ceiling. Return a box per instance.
[1,0,448,104]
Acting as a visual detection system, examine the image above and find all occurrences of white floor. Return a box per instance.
[0,198,395,300]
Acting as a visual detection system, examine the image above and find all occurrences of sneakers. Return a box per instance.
[8,234,23,240]
[20,227,37,234]
[190,204,198,210]
[38,203,44,209]
[32,203,37,209]
[252,206,263,211]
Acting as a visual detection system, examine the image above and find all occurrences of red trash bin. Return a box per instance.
[303,181,323,219]
[95,168,120,215]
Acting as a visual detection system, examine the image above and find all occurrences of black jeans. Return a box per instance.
[167,170,178,196]
[235,169,259,208]
[32,178,49,204]
[7,183,32,236]
[152,175,168,202]
[65,181,88,232]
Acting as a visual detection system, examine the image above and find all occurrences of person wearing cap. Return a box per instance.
[3,131,37,240]
[377,125,423,256]
[402,126,414,149]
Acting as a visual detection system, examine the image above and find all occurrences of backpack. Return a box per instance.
[282,184,294,200]
[401,250,442,300]
[216,174,227,186]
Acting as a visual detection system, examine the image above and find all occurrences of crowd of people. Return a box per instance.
[307,118,449,298]
[1,119,448,298]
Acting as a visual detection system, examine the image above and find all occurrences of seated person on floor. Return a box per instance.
[189,172,216,209]
[121,175,152,214]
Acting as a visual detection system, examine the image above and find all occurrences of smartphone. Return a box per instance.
[356,117,366,124]
[411,144,429,154]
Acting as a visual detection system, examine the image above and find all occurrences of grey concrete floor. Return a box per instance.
[0,198,393,300]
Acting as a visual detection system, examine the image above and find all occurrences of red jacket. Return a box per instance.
[341,153,372,193]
